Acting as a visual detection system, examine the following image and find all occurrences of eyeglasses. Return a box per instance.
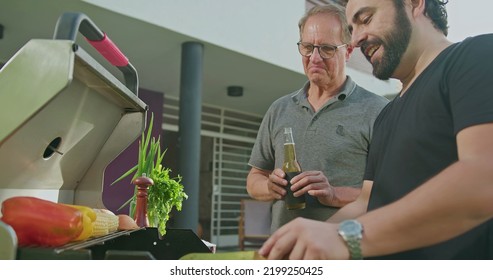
[297,42,347,59]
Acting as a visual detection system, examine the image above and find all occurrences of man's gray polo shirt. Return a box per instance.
[248,76,389,232]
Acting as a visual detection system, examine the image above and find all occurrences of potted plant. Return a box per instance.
[112,113,188,236]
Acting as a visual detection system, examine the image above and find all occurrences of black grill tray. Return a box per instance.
[16,228,211,260]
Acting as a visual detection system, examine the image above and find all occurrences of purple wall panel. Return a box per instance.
[102,89,164,214]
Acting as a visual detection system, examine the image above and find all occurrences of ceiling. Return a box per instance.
[1,0,376,116]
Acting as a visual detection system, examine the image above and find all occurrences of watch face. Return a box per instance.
[339,220,363,237]
[338,220,364,260]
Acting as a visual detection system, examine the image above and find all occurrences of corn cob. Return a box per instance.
[63,204,97,241]
[91,209,119,237]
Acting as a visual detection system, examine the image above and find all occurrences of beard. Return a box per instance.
[363,5,412,80]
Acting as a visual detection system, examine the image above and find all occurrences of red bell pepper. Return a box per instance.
[0,196,83,247]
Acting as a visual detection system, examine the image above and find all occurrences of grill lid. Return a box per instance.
[0,13,147,208]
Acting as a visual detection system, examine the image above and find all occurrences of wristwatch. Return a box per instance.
[338,219,364,260]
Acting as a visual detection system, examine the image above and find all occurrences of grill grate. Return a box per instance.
[54,228,144,254]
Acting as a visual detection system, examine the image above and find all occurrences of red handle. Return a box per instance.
[53,12,138,95]
[85,33,129,67]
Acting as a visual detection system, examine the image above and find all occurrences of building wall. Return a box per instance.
[83,0,401,95]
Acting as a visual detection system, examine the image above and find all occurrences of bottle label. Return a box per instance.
[284,172,306,210]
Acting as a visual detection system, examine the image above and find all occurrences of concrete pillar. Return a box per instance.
[174,41,203,233]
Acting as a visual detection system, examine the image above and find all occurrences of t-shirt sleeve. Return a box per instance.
[248,108,275,171]
[445,35,493,134]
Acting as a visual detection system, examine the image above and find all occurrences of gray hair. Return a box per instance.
[298,2,351,44]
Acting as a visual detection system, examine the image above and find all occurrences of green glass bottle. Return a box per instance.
[282,127,306,210]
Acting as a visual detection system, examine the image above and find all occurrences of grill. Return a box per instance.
[0,12,210,260]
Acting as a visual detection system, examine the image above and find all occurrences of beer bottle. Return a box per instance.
[282,127,306,210]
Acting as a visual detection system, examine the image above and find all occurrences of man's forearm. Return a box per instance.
[326,181,372,223]
[319,186,361,208]
[246,171,275,201]
[359,160,493,258]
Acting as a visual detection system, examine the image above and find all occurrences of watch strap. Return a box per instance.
[346,238,363,260]
[338,219,364,260]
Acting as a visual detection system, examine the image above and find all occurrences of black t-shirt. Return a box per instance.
[365,34,493,259]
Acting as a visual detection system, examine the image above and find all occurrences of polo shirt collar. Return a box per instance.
[291,76,356,107]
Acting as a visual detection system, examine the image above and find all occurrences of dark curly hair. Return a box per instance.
[422,0,448,36]
[340,0,449,36]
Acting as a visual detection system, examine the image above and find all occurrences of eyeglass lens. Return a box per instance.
[298,43,337,58]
